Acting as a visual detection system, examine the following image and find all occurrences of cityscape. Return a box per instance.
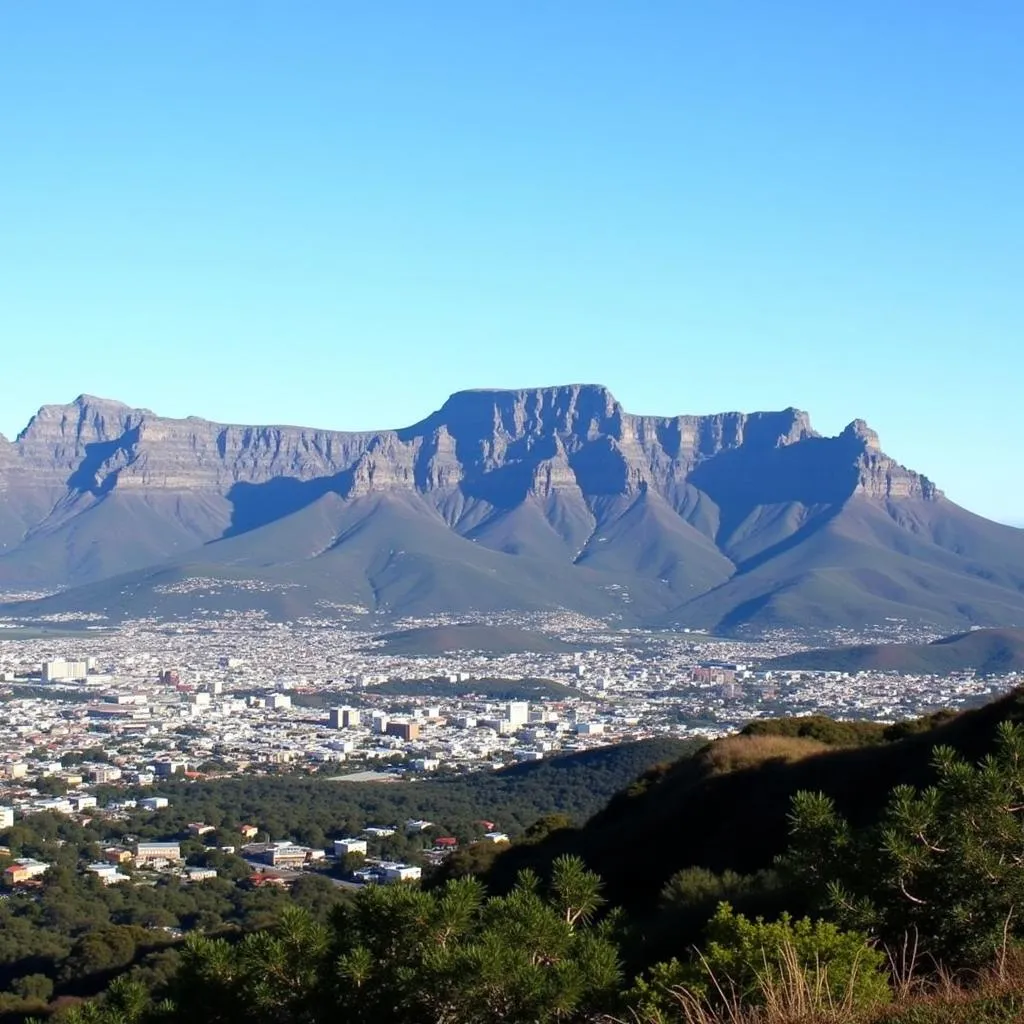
[0,600,1017,896]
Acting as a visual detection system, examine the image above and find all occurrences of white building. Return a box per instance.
[183,866,218,882]
[329,707,361,729]
[505,702,530,727]
[268,694,292,711]
[381,863,421,883]
[333,838,368,858]
[42,659,89,682]
[514,749,544,762]
[87,862,127,885]
[0,807,13,829]
[134,842,182,865]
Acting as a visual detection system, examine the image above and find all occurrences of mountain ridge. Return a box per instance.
[1,384,1021,633]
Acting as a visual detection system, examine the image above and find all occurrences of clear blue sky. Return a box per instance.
[1,3,1021,524]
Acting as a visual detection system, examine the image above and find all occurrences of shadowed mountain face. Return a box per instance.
[1,385,1022,632]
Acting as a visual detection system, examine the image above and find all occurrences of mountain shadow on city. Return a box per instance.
[1,385,1023,633]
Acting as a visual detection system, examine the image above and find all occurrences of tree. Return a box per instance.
[12,973,54,1002]
[329,856,621,1023]
[60,925,141,983]
[785,720,1024,968]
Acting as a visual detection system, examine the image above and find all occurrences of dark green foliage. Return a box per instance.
[10,975,53,1002]
[629,903,890,1020]
[127,738,696,844]
[659,866,780,917]
[23,690,1024,1023]
[0,740,687,1009]
[0,813,294,1000]
[873,993,1024,1023]
[73,859,621,1024]
[785,720,1024,968]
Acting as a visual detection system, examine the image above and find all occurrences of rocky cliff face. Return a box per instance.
[3,385,939,508]
[5,386,1022,635]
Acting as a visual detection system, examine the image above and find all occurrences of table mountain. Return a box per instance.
[1,385,1022,632]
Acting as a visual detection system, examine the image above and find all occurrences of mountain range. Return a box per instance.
[1,384,1023,632]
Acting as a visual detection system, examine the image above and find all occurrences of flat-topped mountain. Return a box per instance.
[1,385,1022,631]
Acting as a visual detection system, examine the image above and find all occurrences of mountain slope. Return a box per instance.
[766,627,1024,674]
[1,386,1022,631]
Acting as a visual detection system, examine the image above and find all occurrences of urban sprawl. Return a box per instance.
[0,603,1018,892]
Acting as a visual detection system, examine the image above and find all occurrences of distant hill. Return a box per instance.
[764,627,1024,675]
[365,677,580,701]
[3,385,1024,632]
[369,623,580,656]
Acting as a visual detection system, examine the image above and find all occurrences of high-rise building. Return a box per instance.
[42,659,89,682]
[329,707,361,729]
[505,701,530,727]
[385,720,420,742]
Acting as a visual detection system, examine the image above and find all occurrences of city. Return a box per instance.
[0,604,1017,894]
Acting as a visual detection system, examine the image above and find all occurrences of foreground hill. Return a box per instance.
[2,385,1023,632]
[766,627,1024,675]
[482,687,1024,912]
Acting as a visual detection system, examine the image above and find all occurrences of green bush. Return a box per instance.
[630,903,890,1021]
[785,721,1024,968]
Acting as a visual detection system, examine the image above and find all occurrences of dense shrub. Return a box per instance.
[629,903,890,1021]
[785,721,1024,968]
